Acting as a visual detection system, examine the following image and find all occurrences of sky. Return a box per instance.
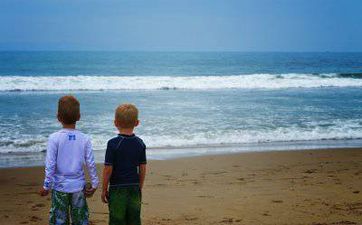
[0,0,361,51]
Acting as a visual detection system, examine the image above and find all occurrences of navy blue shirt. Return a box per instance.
[105,134,147,187]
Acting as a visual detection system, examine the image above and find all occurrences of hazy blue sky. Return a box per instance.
[0,0,361,51]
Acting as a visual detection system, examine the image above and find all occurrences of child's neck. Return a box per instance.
[63,123,76,129]
[119,128,134,136]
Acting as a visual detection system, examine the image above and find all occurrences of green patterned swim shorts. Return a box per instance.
[49,190,89,225]
[108,186,142,225]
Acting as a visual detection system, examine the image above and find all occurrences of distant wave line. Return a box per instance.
[1,73,362,91]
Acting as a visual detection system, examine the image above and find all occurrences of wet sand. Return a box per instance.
[1,148,362,225]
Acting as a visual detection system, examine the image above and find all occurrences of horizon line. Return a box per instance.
[0,50,362,53]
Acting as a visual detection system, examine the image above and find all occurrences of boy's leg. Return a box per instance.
[70,191,89,225]
[49,190,71,225]
[126,187,142,225]
[109,187,127,225]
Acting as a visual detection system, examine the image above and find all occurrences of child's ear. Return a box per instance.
[114,119,118,128]
[57,113,61,122]
[135,120,140,127]
[77,114,81,121]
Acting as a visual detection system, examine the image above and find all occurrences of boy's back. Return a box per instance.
[45,128,97,192]
[105,134,146,187]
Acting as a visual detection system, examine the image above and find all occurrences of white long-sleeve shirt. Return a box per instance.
[43,128,99,193]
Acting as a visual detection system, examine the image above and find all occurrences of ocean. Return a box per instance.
[0,51,362,167]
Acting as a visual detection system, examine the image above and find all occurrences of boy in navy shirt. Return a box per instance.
[102,103,147,225]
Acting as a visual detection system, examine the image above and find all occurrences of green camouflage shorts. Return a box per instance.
[49,190,89,225]
[108,186,142,225]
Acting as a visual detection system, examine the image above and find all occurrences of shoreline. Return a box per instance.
[0,145,362,171]
[1,148,362,224]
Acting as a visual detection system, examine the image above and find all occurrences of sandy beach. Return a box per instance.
[1,148,362,225]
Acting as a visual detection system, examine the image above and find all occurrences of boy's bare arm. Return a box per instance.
[139,164,146,190]
[101,165,113,203]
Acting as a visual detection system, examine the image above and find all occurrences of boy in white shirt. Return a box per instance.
[39,95,99,225]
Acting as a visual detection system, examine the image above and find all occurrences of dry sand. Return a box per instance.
[1,148,362,225]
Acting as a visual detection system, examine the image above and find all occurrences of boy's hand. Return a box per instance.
[39,187,49,196]
[85,187,97,198]
[101,190,109,203]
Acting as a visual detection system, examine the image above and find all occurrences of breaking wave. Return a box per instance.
[1,119,361,154]
[1,73,362,92]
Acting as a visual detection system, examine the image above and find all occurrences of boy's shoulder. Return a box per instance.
[134,135,146,148]
[48,130,62,141]
[107,135,121,144]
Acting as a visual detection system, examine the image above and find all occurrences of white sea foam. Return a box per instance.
[140,120,362,148]
[1,120,361,154]
[1,73,362,91]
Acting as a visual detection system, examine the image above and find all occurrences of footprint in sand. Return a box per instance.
[192,180,200,185]
[16,182,38,187]
[185,216,198,221]
[29,216,42,222]
[304,169,317,174]
[197,195,214,198]
[31,203,46,211]
[332,221,357,225]
[33,203,45,208]
[312,221,356,225]
[181,171,188,177]
[220,217,235,223]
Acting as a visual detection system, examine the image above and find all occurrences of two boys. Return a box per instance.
[40,96,146,225]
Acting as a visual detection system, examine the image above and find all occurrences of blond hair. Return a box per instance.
[115,104,139,128]
[58,95,80,124]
